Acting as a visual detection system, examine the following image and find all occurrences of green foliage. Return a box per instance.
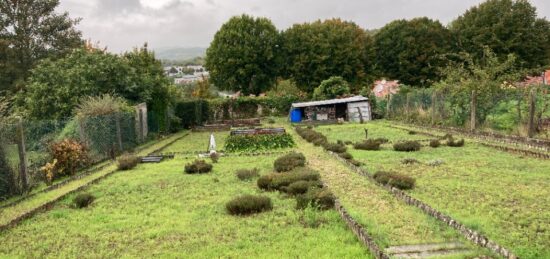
[73,193,95,208]
[393,141,421,152]
[296,187,336,210]
[174,99,210,128]
[75,94,131,118]
[117,154,141,171]
[225,195,273,215]
[312,76,351,100]
[295,127,328,146]
[337,152,353,160]
[273,152,306,172]
[0,145,17,199]
[322,142,347,153]
[447,138,465,147]
[286,180,321,195]
[266,79,306,98]
[282,19,374,92]
[184,160,213,174]
[224,133,295,152]
[49,139,89,177]
[451,0,550,69]
[374,17,451,86]
[354,139,382,151]
[401,158,420,165]
[373,171,416,190]
[429,139,441,148]
[236,168,260,181]
[206,14,281,95]
[257,168,320,191]
[0,0,83,92]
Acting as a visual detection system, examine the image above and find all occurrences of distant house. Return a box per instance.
[175,75,201,84]
[373,79,400,98]
[290,96,371,123]
[517,69,550,87]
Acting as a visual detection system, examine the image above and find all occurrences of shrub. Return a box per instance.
[296,187,335,210]
[372,138,389,144]
[393,141,421,152]
[210,152,220,163]
[236,168,260,180]
[117,154,141,170]
[226,195,273,215]
[224,133,295,152]
[257,174,273,190]
[354,139,381,150]
[274,152,306,172]
[73,193,95,208]
[447,138,465,147]
[408,130,417,135]
[338,152,353,160]
[296,127,327,145]
[258,168,320,191]
[349,159,363,166]
[323,142,347,153]
[401,158,419,165]
[286,180,322,195]
[184,160,213,174]
[440,133,453,140]
[429,139,440,148]
[0,146,17,198]
[373,171,415,190]
[312,138,327,146]
[267,118,276,124]
[344,140,353,145]
[49,139,89,177]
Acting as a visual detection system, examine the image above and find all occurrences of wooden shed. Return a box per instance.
[290,96,371,123]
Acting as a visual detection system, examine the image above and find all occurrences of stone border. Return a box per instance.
[329,151,518,259]
[0,132,187,233]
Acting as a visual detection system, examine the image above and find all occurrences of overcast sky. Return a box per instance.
[58,0,550,53]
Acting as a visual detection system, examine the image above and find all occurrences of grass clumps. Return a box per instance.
[393,141,421,152]
[354,139,381,150]
[429,139,441,148]
[296,188,336,210]
[447,138,465,147]
[274,152,306,172]
[184,160,213,174]
[117,154,141,170]
[236,168,260,180]
[73,193,95,208]
[286,180,323,195]
[338,152,353,160]
[258,168,320,191]
[373,171,416,190]
[226,195,273,215]
[401,158,420,165]
[296,127,328,146]
[323,142,347,153]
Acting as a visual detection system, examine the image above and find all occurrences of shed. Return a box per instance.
[290,96,371,123]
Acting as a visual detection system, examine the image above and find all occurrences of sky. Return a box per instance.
[58,0,550,53]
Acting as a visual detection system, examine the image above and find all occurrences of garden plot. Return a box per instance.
[317,121,550,258]
[287,126,489,258]
[0,150,368,258]
[161,131,230,153]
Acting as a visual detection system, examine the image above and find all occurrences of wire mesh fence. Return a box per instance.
[0,105,153,200]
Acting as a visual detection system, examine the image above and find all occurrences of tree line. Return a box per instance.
[206,0,550,95]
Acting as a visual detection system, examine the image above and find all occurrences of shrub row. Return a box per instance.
[354,139,381,150]
[373,171,416,190]
[295,127,328,146]
[226,195,273,215]
[257,167,320,191]
[393,141,421,152]
[224,133,295,152]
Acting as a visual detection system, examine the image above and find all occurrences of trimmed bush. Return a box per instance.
[73,193,95,208]
[349,159,363,166]
[296,188,335,210]
[274,152,306,172]
[344,140,353,145]
[354,139,381,150]
[312,138,327,146]
[286,180,322,195]
[372,138,389,144]
[296,127,327,145]
[338,152,353,160]
[226,195,273,215]
[429,139,440,148]
[184,160,213,174]
[236,168,260,180]
[117,154,141,170]
[373,171,415,190]
[323,142,347,153]
[258,168,320,191]
[447,138,465,147]
[408,130,417,135]
[393,141,421,152]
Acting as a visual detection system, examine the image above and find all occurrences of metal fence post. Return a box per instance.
[16,117,28,191]
[115,113,123,151]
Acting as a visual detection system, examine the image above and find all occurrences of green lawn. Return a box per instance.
[0,149,369,258]
[317,121,550,258]
[161,131,230,153]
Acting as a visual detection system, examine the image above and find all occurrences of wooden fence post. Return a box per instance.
[385,94,391,118]
[115,113,123,152]
[528,88,536,138]
[470,90,477,132]
[16,117,28,192]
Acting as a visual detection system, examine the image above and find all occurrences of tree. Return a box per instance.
[0,0,83,92]
[206,14,281,95]
[312,76,351,100]
[281,19,374,93]
[451,0,550,69]
[373,17,452,87]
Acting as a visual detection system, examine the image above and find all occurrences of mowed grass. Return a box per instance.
[0,153,369,257]
[161,131,229,153]
[286,125,489,257]
[318,121,550,258]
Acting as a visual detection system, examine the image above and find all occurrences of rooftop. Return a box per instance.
[291,95,368,108]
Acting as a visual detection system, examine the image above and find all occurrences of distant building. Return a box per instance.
[518,69,550,87]
[290,96,371,123]
[372,79,400,98]
[166,65,209,84]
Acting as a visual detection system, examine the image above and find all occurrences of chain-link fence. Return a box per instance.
[383,85,550,138]
[0,105,151,200]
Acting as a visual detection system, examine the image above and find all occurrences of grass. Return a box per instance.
[161,131,230,153]
[318,121,550,258]
[286,124,489,257]
[0,153,369,258]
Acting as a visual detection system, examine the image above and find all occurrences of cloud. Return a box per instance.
[57,0,550,53]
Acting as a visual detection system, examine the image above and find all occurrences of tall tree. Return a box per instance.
[451,0,550,69]
[373,17,452,87]
[281,19,373,93]
[206,14,281,95]
[0,0,82,92]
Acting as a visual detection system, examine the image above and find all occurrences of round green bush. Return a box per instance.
[274,152,306,172]
[323,142,347,153]
[429,139,440,148]
[296,187,335,210]
[184,160,213,174]
[117,154,141,170]
[393,141,421,152]
[338,152,353,160]
[285,180,322,195]
[236,168,260,180]
[226,195,273,215]
[447,138,465,147]
[373,171,415,190]
[354,140,381,150]
[73,193,95,208]
[258,168,320,191]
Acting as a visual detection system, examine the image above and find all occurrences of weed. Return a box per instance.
[274,152,306,172]
[117,154,141,170]
[393,141,421,152]
[226,195,273,215]
[73,193,95,208]
[184,160,213,174]
[354,139,381,150]
[236,168,260,180]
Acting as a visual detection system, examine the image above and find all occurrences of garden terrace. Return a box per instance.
[230,127,286,135]
[316,121,550,258]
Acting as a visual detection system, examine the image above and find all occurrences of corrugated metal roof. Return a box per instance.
[291,96,368,108]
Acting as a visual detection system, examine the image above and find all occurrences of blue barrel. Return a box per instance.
[290,109,302,123]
